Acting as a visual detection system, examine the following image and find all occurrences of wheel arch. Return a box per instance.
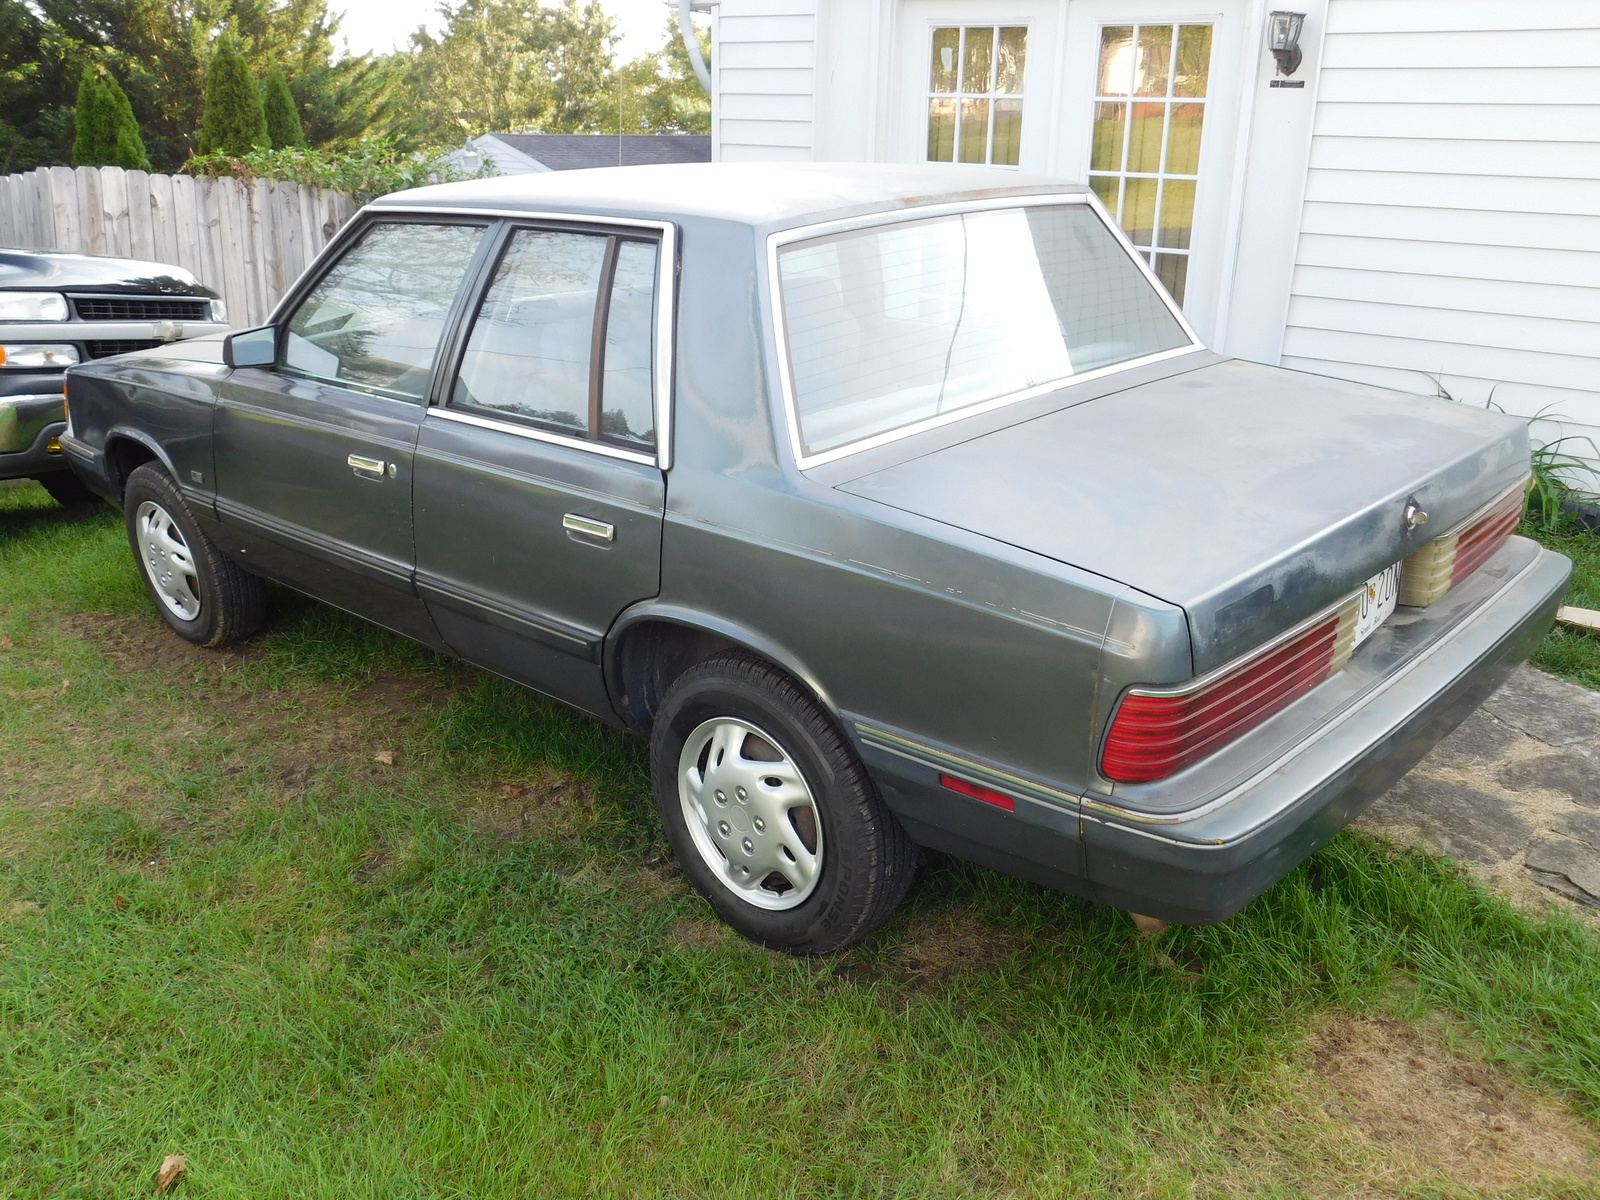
[606,604,843,735]
[102,427,174,499]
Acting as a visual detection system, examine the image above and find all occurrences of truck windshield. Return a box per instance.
[776,203,1193,459]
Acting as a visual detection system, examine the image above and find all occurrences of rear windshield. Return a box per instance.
[776,203,1192,459]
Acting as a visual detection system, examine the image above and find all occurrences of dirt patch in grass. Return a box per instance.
[1304,1013,1599,1193]
[461,771,597,842]
[827,908,1030,988]
[60,611,263,674]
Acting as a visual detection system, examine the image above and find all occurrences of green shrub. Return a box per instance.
[197,35,268,155]
[184,138,495,204]
[70,74,114,165]
[261,66,306,150]
[71,71,150,170]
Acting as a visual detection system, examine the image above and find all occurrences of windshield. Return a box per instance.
[776,203,1192,459]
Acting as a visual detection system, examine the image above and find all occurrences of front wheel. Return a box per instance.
[124,462,265,647]
[651,654,916,954]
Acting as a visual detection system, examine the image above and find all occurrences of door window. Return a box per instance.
[283,222,485,400]
[451,228,660,452]
[1087,23,1211,305]
[926,26,1027,166]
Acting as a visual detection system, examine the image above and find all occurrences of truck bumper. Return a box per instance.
[858,538,1571,924]
[0,386,69,480]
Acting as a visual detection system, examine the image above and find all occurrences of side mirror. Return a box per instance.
[223,326,277,369]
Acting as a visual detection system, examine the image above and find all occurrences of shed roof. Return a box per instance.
[372,161,1089,229]
[489,133,711,170]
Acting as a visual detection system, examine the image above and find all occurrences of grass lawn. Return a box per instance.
[4,478,1600,1197]
[1529,519,1600,690]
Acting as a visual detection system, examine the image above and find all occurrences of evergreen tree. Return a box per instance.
[197,34,268,155]
[261,65,306,148]
[71,72,116,165]
[104,74,151,169]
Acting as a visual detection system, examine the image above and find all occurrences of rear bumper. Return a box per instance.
[859,539,1571,923]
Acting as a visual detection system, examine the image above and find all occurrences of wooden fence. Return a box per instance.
[0,165,357,327]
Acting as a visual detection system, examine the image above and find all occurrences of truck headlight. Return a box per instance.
[210,299,228,323]
[0,344,80,368]
[0,292,69,322]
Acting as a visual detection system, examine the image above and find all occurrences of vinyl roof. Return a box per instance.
[371,161,1091,229]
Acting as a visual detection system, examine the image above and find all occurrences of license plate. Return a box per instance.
[1354,561,1403,649]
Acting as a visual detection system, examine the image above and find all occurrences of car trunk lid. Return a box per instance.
[836,359,1530,674]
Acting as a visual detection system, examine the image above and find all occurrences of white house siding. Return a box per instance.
[1282,0,1600,473]
[714,1,818,162]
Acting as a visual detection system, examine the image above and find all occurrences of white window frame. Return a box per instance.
[924,23,1030,167]
[765,192,1205,471]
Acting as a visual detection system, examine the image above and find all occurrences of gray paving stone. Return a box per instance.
[1366,775,1534,865]
[1553,810,1600,850]
[1498,751,1600,807]
[1421,707,1522,770]
[1483,665,1600,748]
[1525,838,1600,903]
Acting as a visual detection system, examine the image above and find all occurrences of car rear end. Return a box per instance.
[763,188,1571,924]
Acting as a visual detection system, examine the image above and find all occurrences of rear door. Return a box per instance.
[212,219,489,643]
[414,221,672,718]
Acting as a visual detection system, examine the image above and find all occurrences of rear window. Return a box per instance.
[776,203,1191,459]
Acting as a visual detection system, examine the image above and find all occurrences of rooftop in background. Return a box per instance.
[453,133,712,177]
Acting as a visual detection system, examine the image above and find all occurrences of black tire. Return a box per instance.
[36,470,100,508]
[123,462,265,647]
[651,653,916,954]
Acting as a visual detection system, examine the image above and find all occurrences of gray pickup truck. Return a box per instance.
[1,248,227,502]
[58,163,1570,954]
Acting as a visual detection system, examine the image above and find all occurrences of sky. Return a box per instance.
[330,0,681,61]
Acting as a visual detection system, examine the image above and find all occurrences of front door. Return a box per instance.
[213,219,488,644]
[414,223,669,719]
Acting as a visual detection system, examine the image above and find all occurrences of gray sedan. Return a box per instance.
[60,163,1569,952]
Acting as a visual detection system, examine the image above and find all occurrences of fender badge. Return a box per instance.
[1404,498,1429,531]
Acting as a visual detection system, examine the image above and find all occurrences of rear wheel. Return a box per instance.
[124,462,265,647]
[651,654,916,954]
[36,471,99,508]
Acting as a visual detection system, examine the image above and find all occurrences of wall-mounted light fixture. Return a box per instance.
[1267,11,1306,76]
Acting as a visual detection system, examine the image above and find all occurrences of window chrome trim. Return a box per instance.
[357,205,678,470]
[426,404,658,467]
[765,191,1204,471]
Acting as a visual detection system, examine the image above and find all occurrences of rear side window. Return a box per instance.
[451,228,660,451]
[283,222,485,401]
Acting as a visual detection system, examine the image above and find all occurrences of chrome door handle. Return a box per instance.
[563,513,615,543]
[347,454,393,480]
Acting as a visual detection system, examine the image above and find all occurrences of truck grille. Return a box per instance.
[71,296,211,321]
[84,339,166,359]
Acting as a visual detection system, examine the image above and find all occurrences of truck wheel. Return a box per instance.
[124,462,265,647]
[37,471,99,508]
[651,653,916,954]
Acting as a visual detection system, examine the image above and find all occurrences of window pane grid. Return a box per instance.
[1086,23,1211,305]
[928,25,1026,167]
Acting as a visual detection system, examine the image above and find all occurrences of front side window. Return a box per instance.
[927,26,1026,166]
[452,228,659,451]
[777,203,1191,460]
[284,222,485,400]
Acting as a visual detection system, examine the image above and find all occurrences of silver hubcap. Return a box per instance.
[136,500,201,621]
[677,717,823,911]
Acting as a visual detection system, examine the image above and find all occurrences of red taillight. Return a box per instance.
[1100,600,1360,784]
[1449,487,1523,586]
[939,773,1016,811]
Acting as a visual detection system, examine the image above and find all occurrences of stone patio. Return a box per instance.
[1358,666,1600,913]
